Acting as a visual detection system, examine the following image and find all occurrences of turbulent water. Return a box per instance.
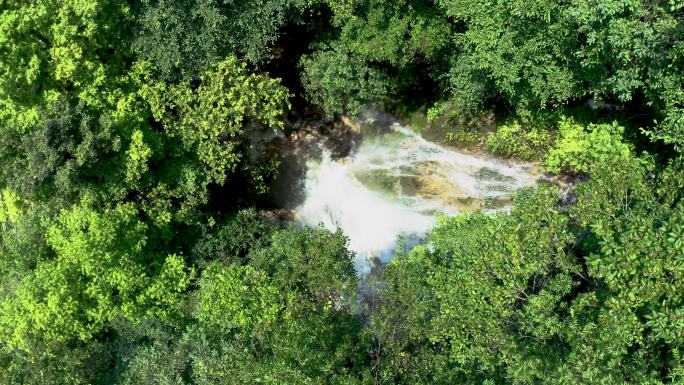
[293,112,539,274]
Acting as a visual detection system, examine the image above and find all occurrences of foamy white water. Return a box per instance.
[294,112,538,274]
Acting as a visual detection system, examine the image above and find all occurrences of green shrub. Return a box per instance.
[544,119,632,174]
[486,121,554,160]
[445,130,480,146]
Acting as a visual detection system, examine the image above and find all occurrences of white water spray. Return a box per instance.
[294,112,539,274]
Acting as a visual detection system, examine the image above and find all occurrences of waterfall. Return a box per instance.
[293,111,539,274]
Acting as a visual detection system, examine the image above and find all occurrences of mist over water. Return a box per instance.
[293,112,539,274]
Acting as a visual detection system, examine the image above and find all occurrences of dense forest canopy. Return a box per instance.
[0,0,683,384]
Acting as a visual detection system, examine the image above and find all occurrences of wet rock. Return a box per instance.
[540,171,590,209]
[456,197,484,211]
[482,197,512,210]
[355,168,422,197]
[356,169,398,195]
[414,163,471,209]
[259,208,296,227]
[563,192,578,205]
[270,110,364,208]
[475,167,517,183]
[341,116,361,134]
[323,118,362,159]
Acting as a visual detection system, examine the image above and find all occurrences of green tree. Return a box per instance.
[0,98,128,202]
[300,43,392,117]
[140,56,289,195]
[191,208,276,267]
[196,263,284,340]
[133,0,310,82]
[186,227,368,384]
[248,227,357,302]
[326,0,451,67]
[371,152,684,384]
[372,186,578,383]
[0,0,133,129]
[303,0,452,116]
[0,203,193,349]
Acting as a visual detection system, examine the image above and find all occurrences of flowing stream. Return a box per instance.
[292,112,539,274]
